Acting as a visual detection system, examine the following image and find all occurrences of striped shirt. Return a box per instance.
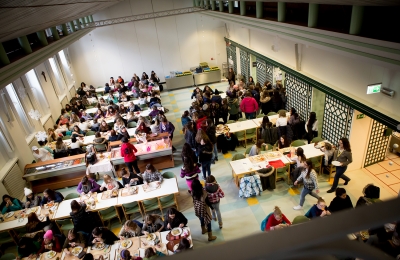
[296,169,319,190]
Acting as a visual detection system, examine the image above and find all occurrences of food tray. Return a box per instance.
[249,154,267,164]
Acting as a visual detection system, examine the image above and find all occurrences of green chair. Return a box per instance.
[86,105,94,109]
[94,143,107,152]
[162,172,175,179]
[261,143,273,151]
[226,120,235,124]
[108,122,115,128]
[246,128,257,143]
[311,137,324,143]
[238,118,246,122]
[139,104,148,109]
[141,198,161,215]
[310,156,322,174]
[235,130,246,148]
[121,201,142,221]
[256,113,265,118]
[55,219,74,236]
[159,194,178,214]
[127,121,137,128]
[97,86,103,88]
[86,131,96,136]
[276,164,289,184]
[267,112,277,116]
[244,147,252,156]
[278,109,287,115]
[0,231,15,247]
[292,215,310,225]
[63,135,71,140]
[64,193,80,200]
[12,226,27,241]
[291,140,305,147]
[0,253,16,260]
[98,207,120,226]
[232,153,245,161]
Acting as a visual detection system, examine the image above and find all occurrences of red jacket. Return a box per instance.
[196,116,207,130]
[120,143,138,163]
[265,214,291,231]
[240,97,258,113]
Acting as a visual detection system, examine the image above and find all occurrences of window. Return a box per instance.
[47,56,67,96]
[58,50,74,86]
[24,69,50,117]
[4,83,34,136]
[0,121,14,154]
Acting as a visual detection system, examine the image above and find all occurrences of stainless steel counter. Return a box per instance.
[193,70,221,85]
[165,75,194,90]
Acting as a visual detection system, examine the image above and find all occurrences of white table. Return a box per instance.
[86,107,98,114]
[284,143,325,174]
[117,178,178,205]
[252,112,290,127]
[159,227,193,255]
[95,87,105,93]
[227,120,258,133]
[62,135,96,146]
[86,152,115,175]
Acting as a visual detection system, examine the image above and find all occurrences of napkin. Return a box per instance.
[268,160,285,168]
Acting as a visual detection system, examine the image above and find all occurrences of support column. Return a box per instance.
[88,15,93,23]
[240,1,246,16]
[62,24,69,36]
[256,1,263,18]
[74,19,81,30]
[205,0,209,9]
[211,0,216,10]
[17,36,32,54]
[79,18,84,27]
[308,4,318,28]
[50,27,60,40]
[36,30,48,46]
[84,16,89,25]
[219,1,224,11]
[69,22,75,32]
[228,1,234,13]
[350,5,364,35]
[200,0,204,8]
[278,2,286,22]
[0,43,10,65]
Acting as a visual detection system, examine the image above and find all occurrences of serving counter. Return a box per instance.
[111,139,174,171]
[193,70,221,85]
[23,154,87,193]
[165,75,194,90]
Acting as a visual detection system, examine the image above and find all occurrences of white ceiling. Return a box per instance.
[0,0,398,43]
[0,0,123,43]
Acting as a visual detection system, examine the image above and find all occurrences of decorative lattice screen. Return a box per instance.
[240,49,250,82]
[284,73,312,122]
[322,95,354,144]
[226,45,237,74]
[255,58,273,86]
[364,120,391,167]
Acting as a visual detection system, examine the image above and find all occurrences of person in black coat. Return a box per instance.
[217,131,239,154]
[121,167,143,187]
[205,119,218,163]
[328,188,353,213]
[163,208,188,230]
[89,227,119,246]
[70,200,97,234]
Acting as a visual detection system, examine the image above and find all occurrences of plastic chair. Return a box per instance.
[0,231,15,246]
[127,121,137,128]
[94,143,107,152]
[141,198,161,215]
[278,109,287,115]
[226,120,235,124]
[246,128,257,143]
[139,104,148,109]
[267,112,277,116]
[86,131,96,136]
[159,194,178,215]
[256,113,265,118]
[292,215,310,225]
[55,219,74,236]
[238,118,246,122]
[236,131,246,148]
[108,122,115,128]
[261,143,273,151]
[63,135,71,140]
[162,172,175,179]
[311,137,324,143]
[122,201,142,221]
[0,253,16,260]
[64,193,80,200]
[98,206,120,226]
[291,140,305,147]
[310,156,322,174]
[276,164,289,184]
[232,154,245,161]
[244,147,252,156]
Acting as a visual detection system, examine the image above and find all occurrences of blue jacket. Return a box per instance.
[159,122,175,136]
[181,116,191,127]
[40,191,64,206]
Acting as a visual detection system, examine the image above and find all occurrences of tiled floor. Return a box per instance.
[3,82,399,254]
[364,150,400,194]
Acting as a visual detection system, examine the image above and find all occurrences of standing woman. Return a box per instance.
[180,156,200,191]
[120,137,140,174]
[260,89,271,115]
[196,131,213,179]
[305,112,318,144]
[327,137,352,193]
[191,179,217,241]
[227,91,240,121]
[293,160,321,210]
[181,143,197,165]
[227,68,235,85]
[290,147,307,184]
[184,122,197,151]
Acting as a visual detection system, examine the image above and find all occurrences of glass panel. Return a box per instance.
[26,69,50,114]
[48,57,66,94]
[58,50,73,85]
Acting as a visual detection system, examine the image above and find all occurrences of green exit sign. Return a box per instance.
[357,114,366,119]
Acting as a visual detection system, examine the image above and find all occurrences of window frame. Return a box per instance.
[46,56,67,97]
[23,69,50,118]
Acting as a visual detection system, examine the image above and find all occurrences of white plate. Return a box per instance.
[46,251,57,259]
[93,242,105,250]
[146,233,156,241]
[71,246,83,256]
[171,227,182,236]
[5,211,14,218]
[120,239,132,249]
[332,161,341,166]
[173,244,179,252]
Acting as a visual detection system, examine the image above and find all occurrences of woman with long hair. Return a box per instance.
[99,174,119,191]
[181,143,197,164]
[180,156,200,191]
[288,107,300,125]
[89,227,119,246]
[305,112,318,143]
[290,147,307,184]
[63,229,86,254]
[142,214,164,234]
[77,176,100,194]
[184,121,197,150]
[196,130,213,179]
[25,212,51,233]
[205,175,225,229]
[191,179,216,241]
[118,220,142,239]
[277,135,290,150]
[24,188,41,209]
[248,139,264,157]
[164,208,188,230]
[271,90,283,112]
[40,189,64,206]
[70,200,96,234]
[260,89,271,115]
[293,160,321,210]
[327,137,352,193]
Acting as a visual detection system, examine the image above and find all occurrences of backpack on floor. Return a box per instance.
[260,213,273,231]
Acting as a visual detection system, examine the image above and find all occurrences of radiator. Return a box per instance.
[2,163,26,200]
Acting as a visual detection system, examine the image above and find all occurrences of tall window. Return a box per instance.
[4,83,34,136]
[48,56,66,95]
[58,50,74,86]
[24,69,50,117]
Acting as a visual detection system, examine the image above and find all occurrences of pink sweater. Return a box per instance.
[240,97,258,113]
